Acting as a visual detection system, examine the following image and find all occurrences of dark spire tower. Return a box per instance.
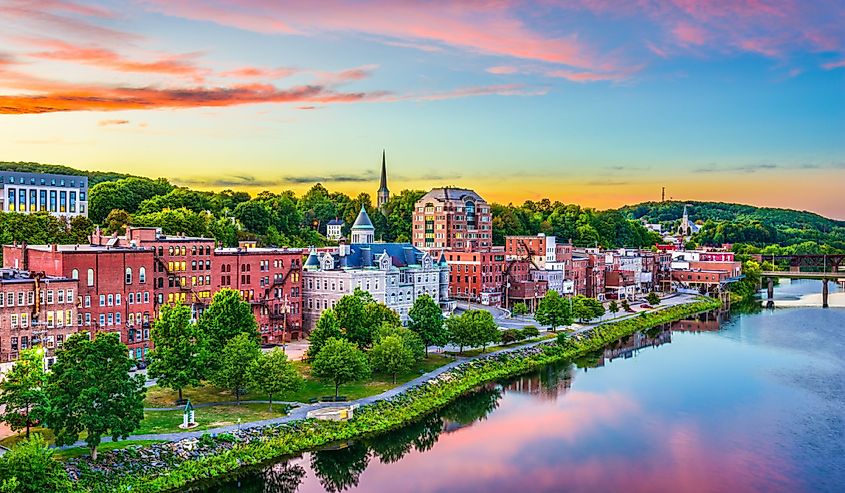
[377,149,390,212]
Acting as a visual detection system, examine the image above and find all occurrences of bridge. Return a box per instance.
[753,255,845,308]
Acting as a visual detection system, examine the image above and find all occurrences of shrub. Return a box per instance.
[521,326,540,339]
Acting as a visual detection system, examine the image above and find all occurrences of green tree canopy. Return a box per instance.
[148,303,204,403]
[47,333,146,460]
[408,294,447,354]
[0,349,49,439]
[370,335,415,384]
[311,338,370,398]
[0,434,72,493]
[250,348,303,411]
[535,290,573,331]
[211,333,262,405]
[307,308,344,360]
[199,288,259,361]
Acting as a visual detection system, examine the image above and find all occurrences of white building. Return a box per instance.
[302,207,450,330]
[0,171,89,219]
[326,219,344,241]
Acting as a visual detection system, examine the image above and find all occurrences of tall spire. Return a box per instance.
[377,149,390,212]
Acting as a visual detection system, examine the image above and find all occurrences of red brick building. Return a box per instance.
[92,227,216,317]
[503,259,548,310]
[0,269,78,366]
[3,243,155,360]
[413,188,492,250]
[442,247,506,305]
[213,247,303,344]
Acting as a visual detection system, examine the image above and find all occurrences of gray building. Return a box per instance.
[302,207,451,330]
[0,171,89,219]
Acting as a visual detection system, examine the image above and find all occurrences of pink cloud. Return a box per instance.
[25,38,209,80]
[141,0,620,72]
[821,59,845,70]
[546,69,629,82]
[396,83,548,102]
[219,66,298,79]
[672,22,707,46]
[486,65,520,75]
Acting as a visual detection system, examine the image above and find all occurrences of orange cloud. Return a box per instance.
[97,119,129,126]
[219,66,298,79]
[0,82,383,114]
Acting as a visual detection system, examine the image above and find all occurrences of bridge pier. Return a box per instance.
[767,278,774,300]
[822,280,829,308]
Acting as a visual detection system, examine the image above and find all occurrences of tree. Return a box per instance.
[521,326,540,338]
[646,292,661,305]
[572,295,605,322]
[211,333,262,405]
[535,290,573,331]
[621,299,631,312]
[468,310,500,352]
[333,289,367,347]
[408,294,447,355]
[47,333,145,461]
[199,288,259,362]
[307,308,343,360]
[148,303,203,403]
[0,434,72,493]
[375,323,425,361]
[370,335,414,383]
[445,313,472,354]
[103,209,132,235]
[0,349,48,439]
[500,329,524,345]
[311,338,370,398]
[608,300,619,315]
[250,348,303,411]
[511,302,529,316]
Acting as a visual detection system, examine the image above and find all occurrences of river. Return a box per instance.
[192,280,845,493]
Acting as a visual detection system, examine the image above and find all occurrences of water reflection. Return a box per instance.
[193,282,845,493]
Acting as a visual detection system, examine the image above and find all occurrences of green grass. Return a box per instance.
[144,354,455,407]
[53,440,166,460]
[137,403,287,435]
[0,428,56,449]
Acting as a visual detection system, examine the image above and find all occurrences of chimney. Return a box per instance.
[22,241,28,271]
[51,243,58,253]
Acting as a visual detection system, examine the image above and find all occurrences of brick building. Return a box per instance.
[504,234,557,269]
[3,243,155,360]
[413,188,492,250]
[214,247,303,343]
[442,247,506,305]
[91,227,216,318]
[0,269,78,368]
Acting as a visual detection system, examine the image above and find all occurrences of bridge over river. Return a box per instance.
[753,254,845,308]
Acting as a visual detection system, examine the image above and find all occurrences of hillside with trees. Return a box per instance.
[0,161,136,186]
[621,201,845,253]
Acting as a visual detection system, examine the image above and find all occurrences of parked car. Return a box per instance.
[640,303,653,309]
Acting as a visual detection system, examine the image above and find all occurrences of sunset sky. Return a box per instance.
[1,1,843,218]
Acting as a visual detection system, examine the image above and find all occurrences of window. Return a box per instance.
[115,312,121,325]
[57,290,64,304]
[108,294,114,306]
[125,267,132,284]
[139,267,146,283]
[71,268,79,280]
[129,292,135,304]
[99,294,106,306]
[84,295,90,307]
[116,294,121,305]
[107,313,113,325]
[87,268,94,286]
[144,292,149,303]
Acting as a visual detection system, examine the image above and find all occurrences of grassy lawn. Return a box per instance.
[446,334,556,358]
[53,440,166,460]
[137,403,287,435]
[0,428,56,449]
[145,354,455,407]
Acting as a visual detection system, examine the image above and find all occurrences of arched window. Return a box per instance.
[139,267,146,283]
[157,246,163,256]
[86,268,94,287]
[465,200,476,227]
[168,246,174,255]
[125,267,132,284]
[71,268,79,280]
[192,246,197,255]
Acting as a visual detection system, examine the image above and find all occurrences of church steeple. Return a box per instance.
[377,150,389,212]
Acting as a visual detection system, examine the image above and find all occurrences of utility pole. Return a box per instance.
[661,187,665,202]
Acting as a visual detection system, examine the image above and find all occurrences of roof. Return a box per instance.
[317,242,433,270]
[8,244,151,253]
[418,187,486,204]
[214,247,303,255]
[327,219,345,226]
[0,268,73,284]
[351,206,374,229]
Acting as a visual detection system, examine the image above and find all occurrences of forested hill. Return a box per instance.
[620,201,845,252]
[0,161,137,186]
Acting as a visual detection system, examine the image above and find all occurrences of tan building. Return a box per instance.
[412,188,492,250]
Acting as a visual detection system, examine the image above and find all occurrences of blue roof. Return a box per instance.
[351,206,374,229]
[327,219,345,226]
[331,243,428,269]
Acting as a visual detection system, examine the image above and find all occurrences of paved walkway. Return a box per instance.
[61,294,699,449]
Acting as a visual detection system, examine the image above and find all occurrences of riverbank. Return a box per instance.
[66,297,722,493]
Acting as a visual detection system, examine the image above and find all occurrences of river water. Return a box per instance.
[193,280,845,493]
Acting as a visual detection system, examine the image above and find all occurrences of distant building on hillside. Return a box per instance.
[326,219,345,241]
[0,171,89,219]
